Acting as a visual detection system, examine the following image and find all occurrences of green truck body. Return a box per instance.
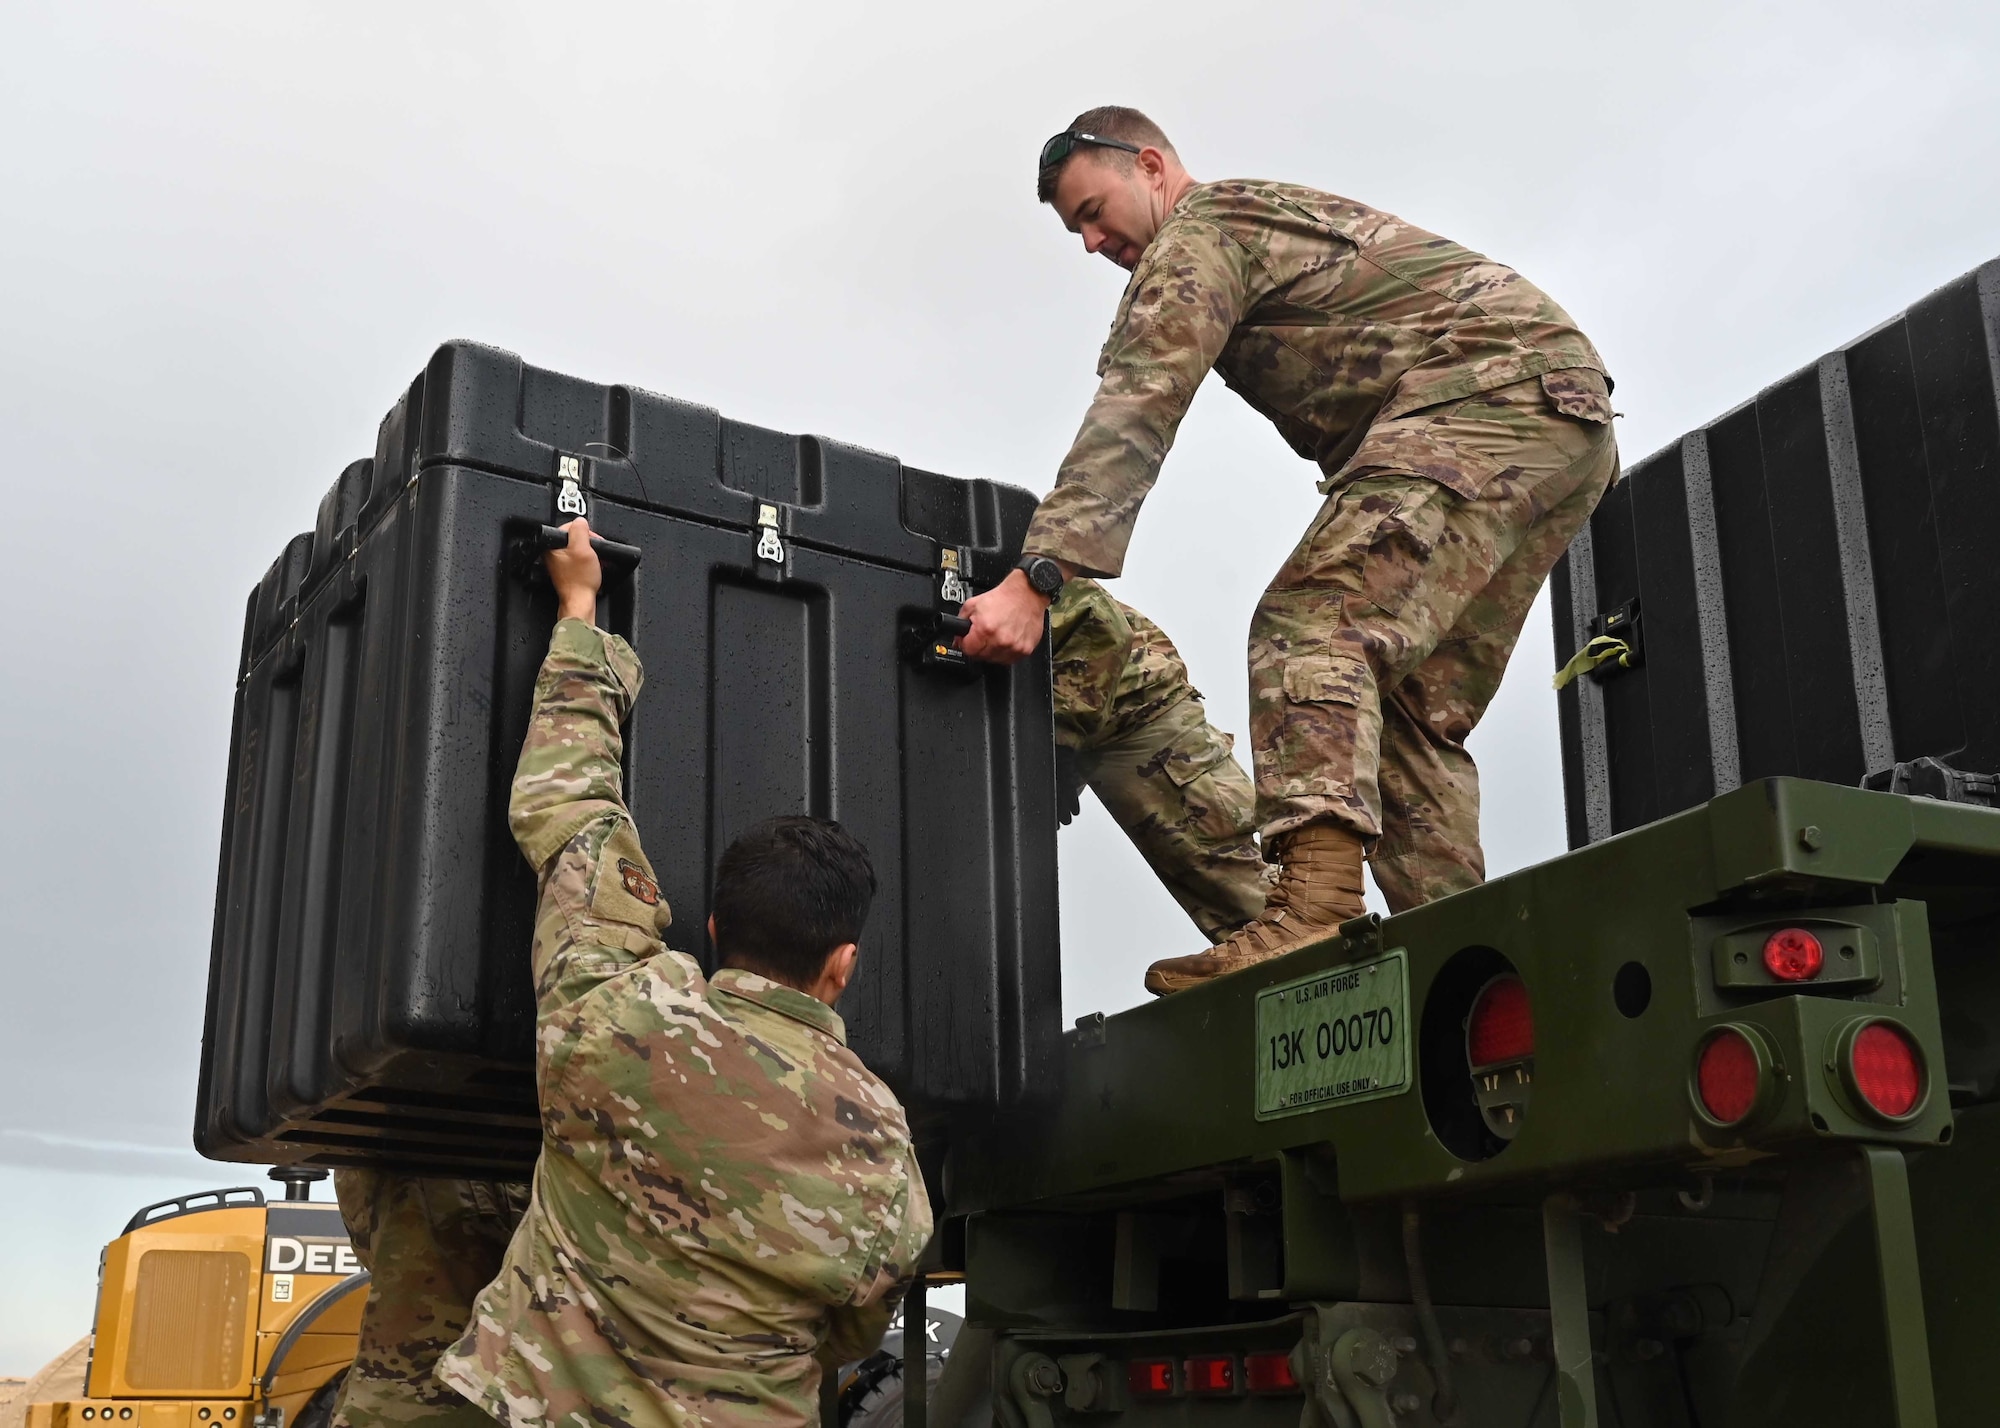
[941,780,2000,1427]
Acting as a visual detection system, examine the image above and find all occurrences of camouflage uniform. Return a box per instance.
[1023,181,1618,912]
[1049,579,1272,940]
[435,619,932,1428]
[330,1170,528,1428]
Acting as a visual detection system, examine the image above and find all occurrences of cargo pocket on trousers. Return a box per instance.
[1283,652,1371,709]
[1290,477,1444,613]
[1162,717,1253,841]
[1320,481,1452,619]
[1273,653,1373,793]
[1280,652,1376,716]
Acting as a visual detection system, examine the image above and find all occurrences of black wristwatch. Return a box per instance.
[1017,555,1067,598]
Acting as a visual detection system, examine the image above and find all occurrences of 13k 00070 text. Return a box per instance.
[1267,1005,1396,1070]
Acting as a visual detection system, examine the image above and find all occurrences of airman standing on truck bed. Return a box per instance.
[962,106,1619,994]
[435,521,931,1428]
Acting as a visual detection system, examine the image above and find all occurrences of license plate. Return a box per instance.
[1254,951,1411,1120]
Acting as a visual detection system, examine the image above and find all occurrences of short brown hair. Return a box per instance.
[1037,106,1175,203]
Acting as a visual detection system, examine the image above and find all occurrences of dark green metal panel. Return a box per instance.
[1541,1194,1599,1427]
[1706,780,1917,890]
[1862,1147,1936,1426]
[947,779,1999,1425]
[950,781,1985,1215]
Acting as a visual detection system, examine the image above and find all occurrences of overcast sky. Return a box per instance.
[3,0,1998,1376]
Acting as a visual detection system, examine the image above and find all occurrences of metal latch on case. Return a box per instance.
[756,503,786,564]
[938,545,970,605]
[904,545,978,675]
[553,453,589,521]
[526,453,641,578]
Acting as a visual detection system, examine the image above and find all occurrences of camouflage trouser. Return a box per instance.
[330,1170,530,1428]
[1249,373,1618,913]
[1051,579,1274,941]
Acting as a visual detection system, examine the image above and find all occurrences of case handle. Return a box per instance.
[904,612,979,677]
[536,523,642,571]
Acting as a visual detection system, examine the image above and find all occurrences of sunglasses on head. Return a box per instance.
[1038,129,1144,173]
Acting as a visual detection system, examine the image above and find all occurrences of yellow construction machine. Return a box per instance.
[21,1170,363,1428]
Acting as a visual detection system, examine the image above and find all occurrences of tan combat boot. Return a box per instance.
[1142,822,1367,996]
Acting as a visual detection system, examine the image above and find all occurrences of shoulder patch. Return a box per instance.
[619,859,660,906]
[589,822,673,934]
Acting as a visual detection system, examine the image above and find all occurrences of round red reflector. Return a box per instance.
[1762,927,1824,981]
[1851,1022,1923,1118]
[1467,975,1534,1067]
[1697,1029,1762,1125]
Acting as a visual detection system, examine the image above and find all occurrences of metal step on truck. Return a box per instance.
[925,260,2000,1428]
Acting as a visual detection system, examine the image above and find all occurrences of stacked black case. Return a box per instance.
[1553,258,2000,846]
[197,341,1061,1175]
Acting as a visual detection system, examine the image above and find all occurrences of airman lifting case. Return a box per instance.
[1553,257,2000,847]
[196,340,1061,1175]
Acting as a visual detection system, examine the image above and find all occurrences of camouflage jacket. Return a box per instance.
[1023,179,1609,576]
[436,620,932,1428]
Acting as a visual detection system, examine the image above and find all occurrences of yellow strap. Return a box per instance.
[1552,636,1634,690]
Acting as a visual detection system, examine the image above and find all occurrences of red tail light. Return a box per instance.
[1850,1022,1924,1119]
[1244,1352,1299,1395]
[1762,927,1824,981]
[1696,1027,1763,1125]
[1127,1359,1176,1399]
[1467,974,1534,1067]
[1185,1356,1237,1396]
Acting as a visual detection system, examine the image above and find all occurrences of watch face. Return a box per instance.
[1025,558,1061,594]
